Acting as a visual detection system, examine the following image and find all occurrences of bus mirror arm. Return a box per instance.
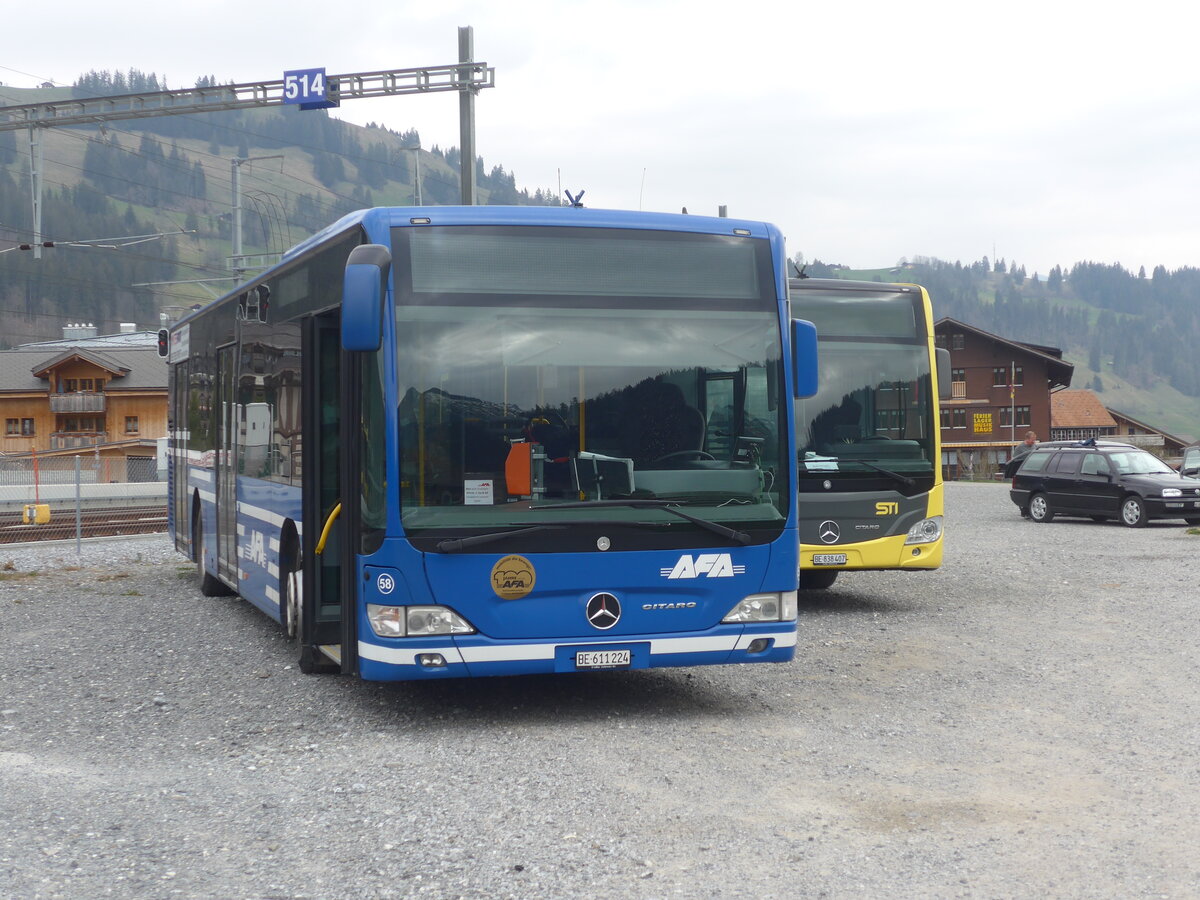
[342,244,392,352]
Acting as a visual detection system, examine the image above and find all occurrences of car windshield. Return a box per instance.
[1108,450,1175,475]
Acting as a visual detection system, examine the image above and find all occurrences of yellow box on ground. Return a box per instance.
[22,504,51,525]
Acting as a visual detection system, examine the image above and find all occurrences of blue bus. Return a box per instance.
[164,206,818,681]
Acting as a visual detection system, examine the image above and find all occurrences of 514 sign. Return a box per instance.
[283,68,339,109]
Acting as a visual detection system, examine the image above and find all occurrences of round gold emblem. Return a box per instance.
[490,554,536,600]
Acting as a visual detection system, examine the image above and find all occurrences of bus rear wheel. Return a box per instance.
[194,509,231,597]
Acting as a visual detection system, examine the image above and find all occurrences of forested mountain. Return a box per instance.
[803,254,1200,410]
[0,70,555,346]
[3,70,1199,425]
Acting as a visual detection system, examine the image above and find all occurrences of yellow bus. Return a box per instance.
[789,278,950,589]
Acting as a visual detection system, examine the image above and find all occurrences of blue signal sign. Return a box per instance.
[283,68,338,110]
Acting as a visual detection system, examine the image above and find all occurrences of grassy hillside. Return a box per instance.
[0,80,553,342]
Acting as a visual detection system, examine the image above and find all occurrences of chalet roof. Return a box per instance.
[0,346,164,393]
[30,348,131,379]
[935,317,1074,388]
[1105,407,1195,447]
[1051,390,1118,429]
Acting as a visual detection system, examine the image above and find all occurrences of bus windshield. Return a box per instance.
[791,288,936,489]
[391,225,787,540]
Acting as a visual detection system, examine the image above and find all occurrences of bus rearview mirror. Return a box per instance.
[936,347,952,400]
[342,244,392,352]
[791,318,818,399]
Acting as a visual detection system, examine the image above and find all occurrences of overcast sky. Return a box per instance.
[4,0,1199,276]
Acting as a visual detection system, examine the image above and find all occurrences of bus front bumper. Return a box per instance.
[356,623,797,681]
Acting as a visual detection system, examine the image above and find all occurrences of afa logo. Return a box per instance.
[491,554,536,599]
[660,553,746,579]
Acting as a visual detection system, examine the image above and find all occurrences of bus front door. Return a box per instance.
[216,344,238,583]
[300,311,357,674]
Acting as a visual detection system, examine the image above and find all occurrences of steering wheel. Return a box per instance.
[652,450,717,464]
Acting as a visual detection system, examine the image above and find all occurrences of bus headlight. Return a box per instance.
[366,604,475,638]
[722,591,797,623]
[904,516,943,545]
[406,606,474,636]
[366,604,405,637]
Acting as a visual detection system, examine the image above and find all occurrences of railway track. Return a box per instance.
[0,506,168,544]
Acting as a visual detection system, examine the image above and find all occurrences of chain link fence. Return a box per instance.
[0,455,168,546]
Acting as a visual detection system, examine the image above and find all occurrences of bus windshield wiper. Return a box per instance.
[853,460,916,488]
[434,513,738,552]
[543,499,752,545]
[436,525,566,553]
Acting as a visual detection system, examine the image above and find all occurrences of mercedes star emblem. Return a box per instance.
[818,520,841,544]
[586,592,621,630]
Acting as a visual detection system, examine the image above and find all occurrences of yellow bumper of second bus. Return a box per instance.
[802,532,943,572]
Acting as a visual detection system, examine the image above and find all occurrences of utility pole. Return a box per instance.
[459,26,478,205]
[27,127,43,259]
[408,145,423,205]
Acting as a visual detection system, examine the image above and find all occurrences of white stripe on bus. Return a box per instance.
[237,501,303,536]
[358,643,466,666]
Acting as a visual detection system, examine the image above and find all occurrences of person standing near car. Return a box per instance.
[1005,430,1039,481]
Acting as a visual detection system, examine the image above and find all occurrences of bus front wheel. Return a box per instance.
[281,552,302,641]
[801,569,839,590]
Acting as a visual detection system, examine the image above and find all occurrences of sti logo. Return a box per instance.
[660,553,746,579]
[876,501,899,516]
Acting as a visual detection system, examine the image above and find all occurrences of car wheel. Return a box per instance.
[1028,492,1054,523]
[800,569,839,590]
[1120,495,1148,528]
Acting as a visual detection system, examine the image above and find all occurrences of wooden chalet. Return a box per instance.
[934,317,1074,479]
[0,327,166,481]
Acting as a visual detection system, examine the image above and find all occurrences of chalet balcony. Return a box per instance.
[49,391,106,413]
[1122,433,1166,451]
[50,431,108,450]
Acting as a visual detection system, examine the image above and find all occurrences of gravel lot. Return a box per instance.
[1,481,1198,899]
